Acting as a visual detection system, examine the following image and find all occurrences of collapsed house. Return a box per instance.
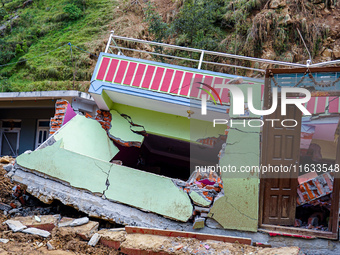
[4,34,340,250]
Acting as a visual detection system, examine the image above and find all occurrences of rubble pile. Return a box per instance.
[175,170,223,204]
[0,214,300,255]
[0,157,15,206]
[174,169,224,229]
[294,172,335,231]
[297,172,334,205]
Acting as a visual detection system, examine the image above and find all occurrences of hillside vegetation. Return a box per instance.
[0,0,339,92]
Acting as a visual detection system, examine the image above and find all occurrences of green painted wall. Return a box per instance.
[17,140,193,222]
[209,125,260,232]
[54,115,119,161]
[110,104,226,143]
[17,140,108,194]
[105,164,193,222]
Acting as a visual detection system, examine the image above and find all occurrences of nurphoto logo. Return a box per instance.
[199,82,312,128]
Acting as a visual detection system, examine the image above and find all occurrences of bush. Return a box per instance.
[0,7,7,21]
[63,3,82,21]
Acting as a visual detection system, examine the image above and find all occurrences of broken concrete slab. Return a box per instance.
[105,163,193,222]
[58,217,89,228]
[58,218,74,228]
[16,139,193,222]
[16,140,109,195]
[189,191,211,207]
[12,215,59,232]
[69,217,89,227]
[88,233,101,246]
[22,227,51,238]
[194,206,210,213]
[58,217,98,239]
[193,216,205,229]
[46,241,55,250]
[0,239,9,244]
[3,163,13,172]
[54,114,119,161]
[4,220,27,232]
[10,166,191,230]
[109,110,144,146]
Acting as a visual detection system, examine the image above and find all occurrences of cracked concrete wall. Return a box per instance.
[109,110,145,146]
[110,103,226,143]
[16,140,193,222]
[208,82,262,232]
[209,125,260,232]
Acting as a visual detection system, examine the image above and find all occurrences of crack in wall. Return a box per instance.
[92,160,113,197]
[225,141,239,146]
[229,128,260,134]
[102,164,114,197]
[93,161,110,175]
[223,195,257,221]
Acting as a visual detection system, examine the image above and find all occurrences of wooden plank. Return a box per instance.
[124,226,252,245]
[260,224,337,240]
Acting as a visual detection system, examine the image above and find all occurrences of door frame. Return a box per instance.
[259,67,340,239]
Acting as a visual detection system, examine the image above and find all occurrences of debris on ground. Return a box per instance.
[88,233,101,247]
[0,156,301,254]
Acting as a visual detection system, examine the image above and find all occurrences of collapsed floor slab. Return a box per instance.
[16,137,193,222]
[9,165,191,230]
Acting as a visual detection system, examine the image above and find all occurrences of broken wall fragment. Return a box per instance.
[209,125,260,232]
[15,139,193,222]
[54,115,119,161]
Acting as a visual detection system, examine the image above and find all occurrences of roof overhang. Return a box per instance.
[89,53,264,121]
[0,90,96,109]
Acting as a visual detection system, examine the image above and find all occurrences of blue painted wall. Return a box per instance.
[0,108,55,155]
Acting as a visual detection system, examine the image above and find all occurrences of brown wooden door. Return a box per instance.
[329,122,340,234]
[261,104,302,226]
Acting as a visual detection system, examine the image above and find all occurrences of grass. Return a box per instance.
[0,0,118,92]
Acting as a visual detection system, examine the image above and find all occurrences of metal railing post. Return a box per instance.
[105,31,114,53]
[198,50,205,69]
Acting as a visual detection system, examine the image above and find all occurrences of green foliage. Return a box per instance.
[144,3,170,42]
[172,1,224,50]
[22,41,28,52]
[0,7,6,20]
[15,43,23,55]
[0,39,16,65]
[63,3,82,20]
[0,0,117,92]
[0,76,12,92]
[145,1,224,52]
